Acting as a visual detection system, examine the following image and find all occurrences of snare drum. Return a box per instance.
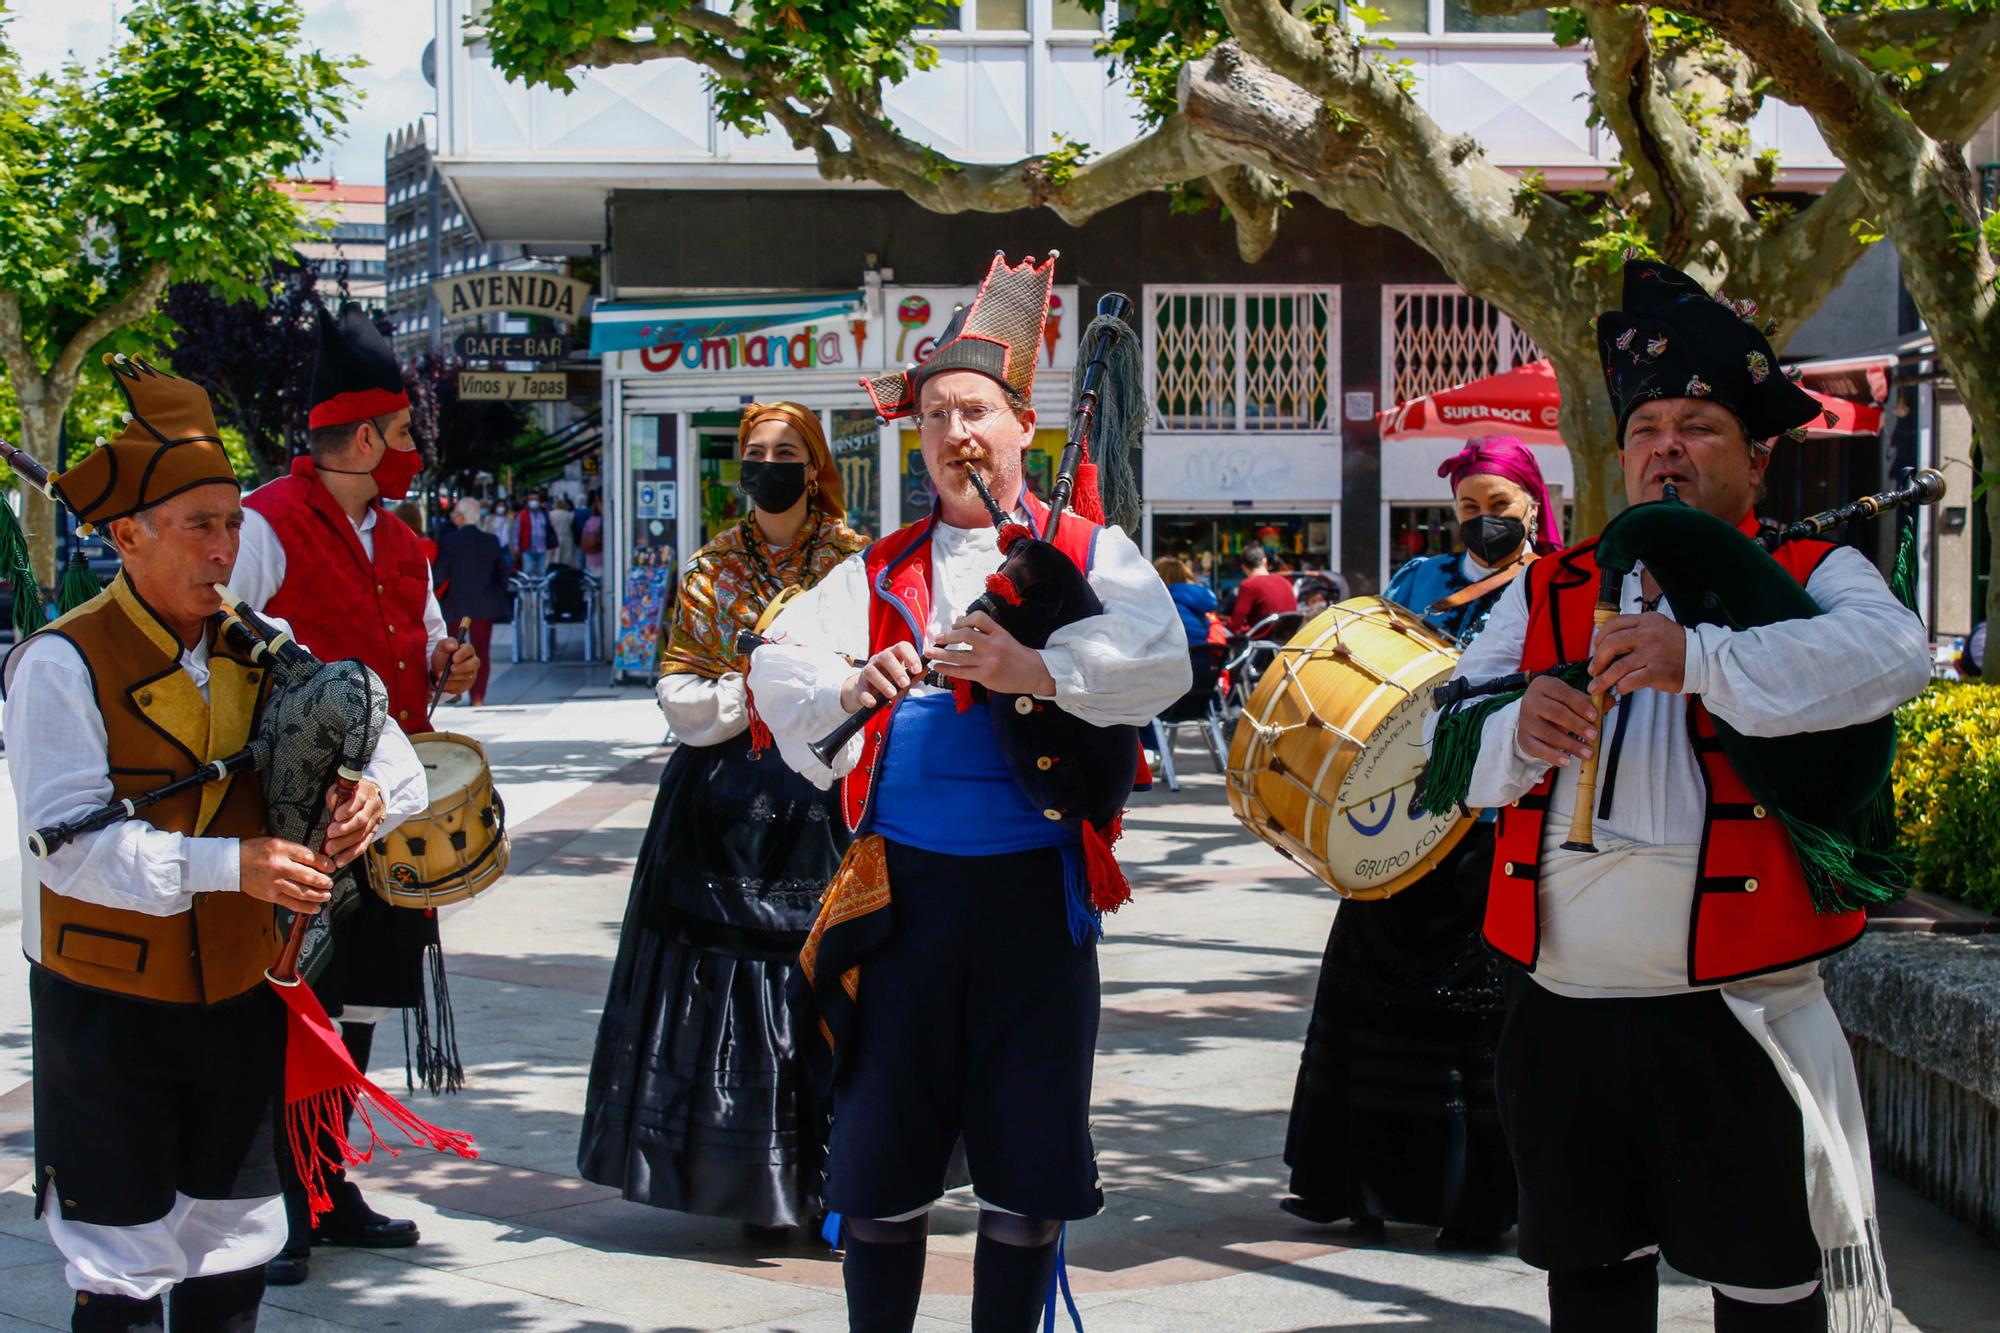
[368,731,510,909]
[1225,596,1472,900]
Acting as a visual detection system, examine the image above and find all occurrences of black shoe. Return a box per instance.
[263,1250,309,1286]
[312,1182,420,1249]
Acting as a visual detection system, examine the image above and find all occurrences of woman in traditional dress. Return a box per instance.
[579,402,867,1234]
[1281,434,1559,1248]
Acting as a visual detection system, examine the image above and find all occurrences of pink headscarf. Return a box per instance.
[1437,435,1562,548]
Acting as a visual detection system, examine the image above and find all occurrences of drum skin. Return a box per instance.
[367,731,510,909]
[1226,597,1473,900]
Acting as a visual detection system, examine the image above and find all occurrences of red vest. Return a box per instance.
[1486,521,1864,985]
[840,494,1101,830]
[244,459,436,733]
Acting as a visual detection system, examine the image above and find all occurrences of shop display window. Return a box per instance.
[695,411,750,545]
[1151,512,1336,604]
[625,413,678,569]
[831,409,882,541]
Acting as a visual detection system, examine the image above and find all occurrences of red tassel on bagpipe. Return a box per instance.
[1072,461,1106,527]
[272,976,477,1224]
[985,571,1024,607]
[952,677,977,713]
[996,521,1034,552]
[1081,813,1131,915]
[745,684,775,753]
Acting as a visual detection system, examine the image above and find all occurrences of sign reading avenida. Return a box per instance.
[432,272,591,322]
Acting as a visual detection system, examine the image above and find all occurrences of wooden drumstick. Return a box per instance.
[1559,565,1621,854]
[430,617,474,714]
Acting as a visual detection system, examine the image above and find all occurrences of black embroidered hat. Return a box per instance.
[1597,259,1827,449]
[307,302,409,430]
[862,251,1057,420]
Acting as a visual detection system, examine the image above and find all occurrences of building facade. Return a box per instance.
[429,0,1888,665]
[277,178,387,305]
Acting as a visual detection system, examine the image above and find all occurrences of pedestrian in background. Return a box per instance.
[580,494,605,577]
[490,497,515,565]
[1227,543,1298,635]
[516,491,556,579]
[434,496,513,707]
[1155,555,1218,648]
[395,500,438,565]
[551,494,578,567]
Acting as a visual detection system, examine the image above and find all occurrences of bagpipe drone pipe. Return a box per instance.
[1423,469,1945,914]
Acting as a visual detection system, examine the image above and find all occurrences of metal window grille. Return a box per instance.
[1147,286,1337,432]
[1383,286,1541,405]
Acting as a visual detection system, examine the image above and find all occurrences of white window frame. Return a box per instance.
[1145,283,1341,435]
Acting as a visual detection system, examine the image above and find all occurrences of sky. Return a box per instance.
[8,0,432,185]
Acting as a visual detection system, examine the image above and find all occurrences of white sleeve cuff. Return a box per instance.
[1682,624,1717,697]
[190,838,242,894]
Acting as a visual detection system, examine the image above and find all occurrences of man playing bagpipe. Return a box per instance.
[3,357,426,1332]
[230,304,477,1280]
[1429,259,1931,1332]
[749,253,1188,1332]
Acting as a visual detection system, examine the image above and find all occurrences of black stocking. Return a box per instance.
[1547,1252,1660,1333]
[971,1213,1061,1333]
[842,1214,929,1333]
[1713,1285,1827,1332]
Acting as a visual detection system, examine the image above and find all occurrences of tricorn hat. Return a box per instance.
[1598,259,1827,449]
[862,251,1057,420]
[52,355,237,527]
[308,302,410,430]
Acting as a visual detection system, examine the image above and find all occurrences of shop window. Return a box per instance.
[627,414,678,568]
[976,0,1027,29]
[1383,285,1540,406]
[695,413,749,545]
[1389,503,1457,577]
[1152,513,1336,607]
[830,409,882,542]
[1149,286,1336,433]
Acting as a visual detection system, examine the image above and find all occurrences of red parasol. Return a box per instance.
[1379,358,1881,443]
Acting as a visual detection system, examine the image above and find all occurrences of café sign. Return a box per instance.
[433,272,591,322]
[458,370,569,401]
[455,332,571,361]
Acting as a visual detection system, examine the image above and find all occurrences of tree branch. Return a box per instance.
[0,291,44,412]
[1909,12,2000,144]
[1827,8,1985,66]
[48,263,172,406]
[1207,166,1289,263]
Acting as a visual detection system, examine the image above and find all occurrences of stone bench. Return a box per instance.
[1824,932,2000,1239]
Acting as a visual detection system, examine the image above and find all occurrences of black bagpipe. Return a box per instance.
[1426,468,1945,909]
[796,295,1141,836]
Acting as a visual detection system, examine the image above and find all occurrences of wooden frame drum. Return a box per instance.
[1225,597,1473,900]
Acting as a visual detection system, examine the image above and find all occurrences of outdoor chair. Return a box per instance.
[1146,641,1231,793]
[540,567,603,662]
[1226,610,1304,714]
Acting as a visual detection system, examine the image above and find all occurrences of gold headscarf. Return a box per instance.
[737,401,846,520]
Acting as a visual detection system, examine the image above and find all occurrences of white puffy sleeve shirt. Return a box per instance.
[7,619,429,951]
[748,514,1191,789]
[1439,546,1933,845]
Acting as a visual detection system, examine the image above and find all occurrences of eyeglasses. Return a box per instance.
[918,404,1004,433]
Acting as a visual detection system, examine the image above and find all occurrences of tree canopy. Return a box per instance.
[0,0,357,580]
[483,0,2000,619]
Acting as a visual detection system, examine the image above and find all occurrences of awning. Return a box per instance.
[590,292,863,355]
[1379,358,1883,443]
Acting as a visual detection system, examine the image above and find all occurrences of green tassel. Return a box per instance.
[57,547,104,614]
[0,497,47,639]
[1777,807,1910,915]
[1889,503,1918,613]
[1419,661,1591,815]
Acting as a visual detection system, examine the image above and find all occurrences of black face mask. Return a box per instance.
[1459,514,1528,564]
[739,461,808,514]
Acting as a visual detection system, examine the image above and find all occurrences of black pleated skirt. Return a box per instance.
[1282,822,1519,1235]
[578,732,846,1227]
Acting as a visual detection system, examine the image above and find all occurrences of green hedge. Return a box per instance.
[1894,682,2000,913]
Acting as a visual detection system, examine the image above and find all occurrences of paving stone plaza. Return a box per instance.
[3,657,1997,1331]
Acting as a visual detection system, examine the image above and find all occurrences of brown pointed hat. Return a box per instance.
[861,251,1057,420]
[51,355,237,526]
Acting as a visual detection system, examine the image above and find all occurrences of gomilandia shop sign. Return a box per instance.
[432,272,592,322]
